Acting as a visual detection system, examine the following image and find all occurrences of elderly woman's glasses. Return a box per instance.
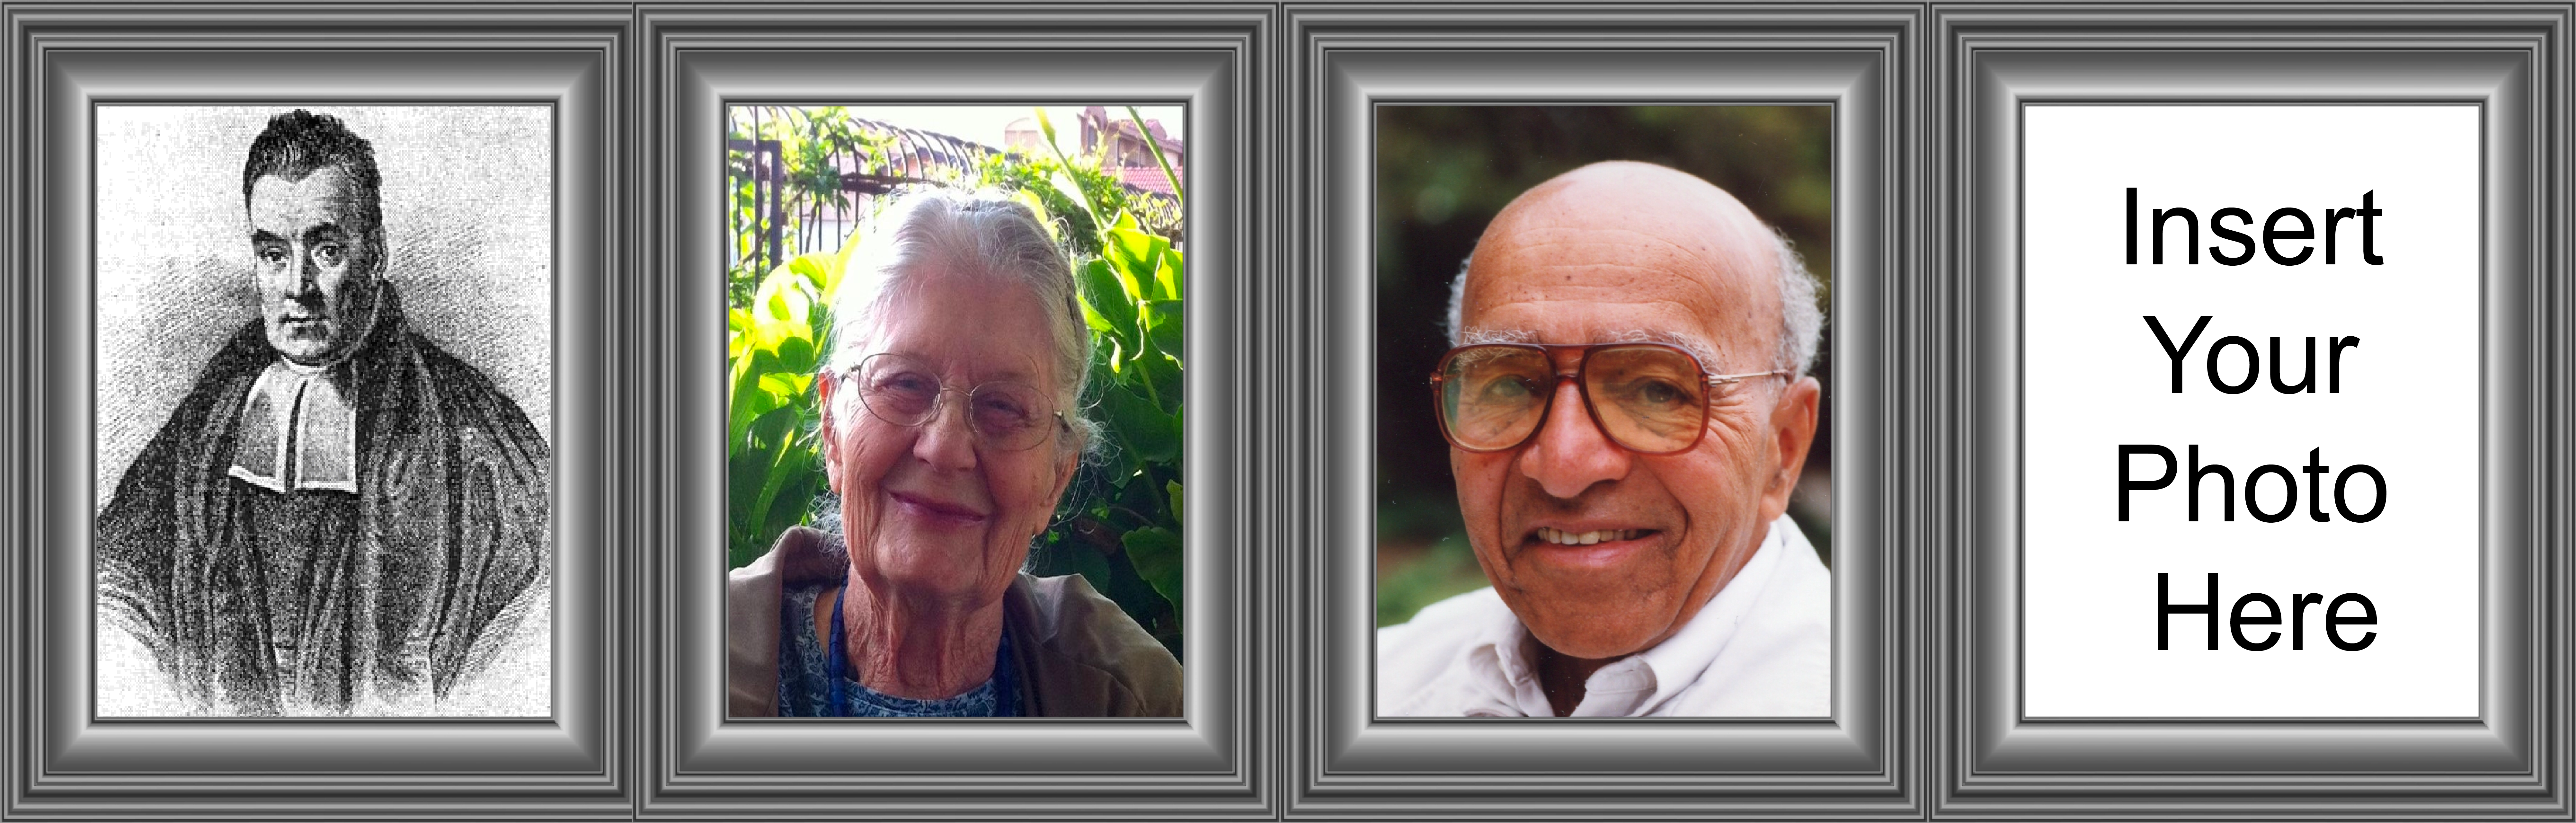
[1430,342,1790,455]
[844,352,1067,452]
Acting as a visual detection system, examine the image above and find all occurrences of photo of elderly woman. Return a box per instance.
[723,107,1185,717]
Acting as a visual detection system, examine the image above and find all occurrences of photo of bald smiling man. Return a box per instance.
[1376,107,1831,719]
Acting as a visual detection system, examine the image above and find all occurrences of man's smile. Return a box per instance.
[1517,522,1667,572]
[1532,526,1653,545]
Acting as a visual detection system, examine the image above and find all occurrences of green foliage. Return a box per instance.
[727,106,888,309]
[725,241,849,567]
[1014,108,1187,659]
[978,153,1180,261]
[1033,208,1186,656]
[1375,533,1488,628]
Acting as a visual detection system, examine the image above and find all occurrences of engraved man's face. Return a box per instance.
[248,165,379,366]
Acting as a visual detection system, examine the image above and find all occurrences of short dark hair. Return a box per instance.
[240,110,384,237]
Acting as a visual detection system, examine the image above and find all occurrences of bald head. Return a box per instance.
[1446,161,1820,377]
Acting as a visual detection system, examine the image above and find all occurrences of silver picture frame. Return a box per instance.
[638,3,1274,818]
[1290,4,1922,818]
[4,3,629,818]
[1935,3,2569,817]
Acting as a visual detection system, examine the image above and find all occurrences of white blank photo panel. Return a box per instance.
[2021,106,2481,719]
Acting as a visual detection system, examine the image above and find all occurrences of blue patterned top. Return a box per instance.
[775,583,1020,717]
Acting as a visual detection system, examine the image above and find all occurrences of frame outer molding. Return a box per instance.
[634,4,1278,819]
[1933,3,2570,818]
[3,3,635,820]
[1286,4,1927,819]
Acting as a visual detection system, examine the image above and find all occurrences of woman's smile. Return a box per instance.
[888,490,990,528]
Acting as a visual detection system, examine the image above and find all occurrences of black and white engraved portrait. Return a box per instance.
[92,107,554,717]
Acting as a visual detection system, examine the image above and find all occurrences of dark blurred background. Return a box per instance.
[1375,105,1834,627]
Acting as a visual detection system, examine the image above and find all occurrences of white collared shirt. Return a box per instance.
[1376,514,1831,717]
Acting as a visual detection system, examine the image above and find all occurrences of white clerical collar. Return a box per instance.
[229,280,386,494]
[1460,518,1795,718]
[229,360,359,494]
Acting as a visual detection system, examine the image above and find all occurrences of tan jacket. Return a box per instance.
[727,527,1183,717]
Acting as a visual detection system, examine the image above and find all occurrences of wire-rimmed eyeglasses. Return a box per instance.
[836,352,1070,452]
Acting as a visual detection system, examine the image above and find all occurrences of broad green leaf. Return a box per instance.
[788,254,830,292]
[727,333,755,385]
[748,274,813,350]
[765,288,793,323]
[1077,289,1119,335]
[758,451,822,545]
[1139,299,1184,363]
[727,447,768,525]
[773,334,817,376]
[1103,222,1167,302]
[1152,248,1182,303]
[1063,537,1115,592]
[1135,350,1183,415]
[805,302,832,361]
[728,354,785,448]
[745,436,804,548]
[753,253,828,342]
[1111,471,1160,521]
[1103,252,1149,309]
[823,238,856,302]
[1076,259,1137,350]
[1122,527,1183,608]
[734,348,781,408]
[1165,479,1183,522]
[727,390,772,454]
[1100,383,1178,464]
[742,347,782,385]
[726,308,757,354]
[743,403,807,450]
[755,371,811,402]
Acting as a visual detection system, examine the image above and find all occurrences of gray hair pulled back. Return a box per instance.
[822,189,1099,452]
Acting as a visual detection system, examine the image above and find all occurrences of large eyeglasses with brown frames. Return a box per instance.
[1429,342,1790,455]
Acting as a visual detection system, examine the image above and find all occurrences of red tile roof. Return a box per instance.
[1120,165,1179,195]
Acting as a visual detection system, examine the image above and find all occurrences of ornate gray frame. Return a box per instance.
[1933,4,2570,818]
[636,4,1276,818]
[3,3,631,819]
[1289,4,1923,818]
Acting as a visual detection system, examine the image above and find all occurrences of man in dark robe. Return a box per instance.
[95,110,550,716]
